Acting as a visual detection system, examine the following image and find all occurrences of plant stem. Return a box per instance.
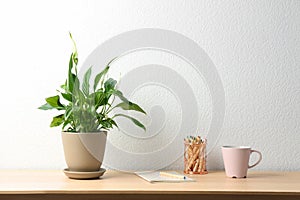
[106,95,115,114]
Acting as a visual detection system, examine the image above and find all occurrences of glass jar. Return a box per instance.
[184,140,208,174]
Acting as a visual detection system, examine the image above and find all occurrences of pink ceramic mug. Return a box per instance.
[222,146,262,178]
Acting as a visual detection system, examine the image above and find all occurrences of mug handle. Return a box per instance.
[248,150,262,168]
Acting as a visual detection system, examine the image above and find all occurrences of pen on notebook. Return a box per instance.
[159,172,186,179]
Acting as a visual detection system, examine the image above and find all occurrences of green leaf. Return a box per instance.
[115,102,146,114]
[62,106,74,130]
[109,89,128,102]
[69,32,78,66]
[38,103,54,110]
[72,76,82,100]
[67,54,74,92]
[64,106,73,120]
[96,113,105,120]
[93,57,118,90]
[107,56,117,66]
[94,90,106,108]
[93,66,109,91]
[73,89,85,106]
[104,78,117,92]
[50,114,64,127]
[99,118,119,130]
[82,67,92,97]
[45,95,64,110]
[73,76,80,92]
[61,82,67,91]
[108,118,118,128]
[114,114,146,131]
[100,120,113,129]
[62,120,70,130]
[61,93,72,102]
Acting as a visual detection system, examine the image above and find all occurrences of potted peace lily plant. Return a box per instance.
[39,33,146,178]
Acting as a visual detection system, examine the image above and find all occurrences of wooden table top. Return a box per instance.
[0,170,299,195]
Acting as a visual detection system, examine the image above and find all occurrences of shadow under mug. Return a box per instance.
[221,146,262,178]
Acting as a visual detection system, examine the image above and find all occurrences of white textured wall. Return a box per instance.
[0,0,299,170]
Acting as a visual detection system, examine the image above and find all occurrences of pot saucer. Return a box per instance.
[63,168,106,179]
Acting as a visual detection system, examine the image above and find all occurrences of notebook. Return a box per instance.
[135,171,195,183]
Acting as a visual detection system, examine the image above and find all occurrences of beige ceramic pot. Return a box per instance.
[61,131,107,172]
